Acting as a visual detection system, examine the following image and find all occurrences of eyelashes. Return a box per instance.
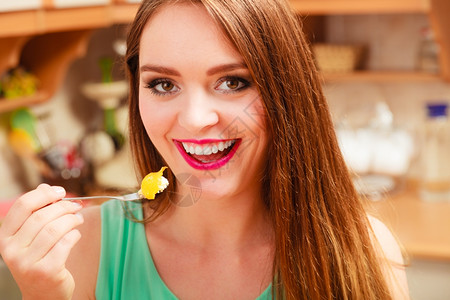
[215,76,251,93]
[145,78,179,96]
[144,75,252,97]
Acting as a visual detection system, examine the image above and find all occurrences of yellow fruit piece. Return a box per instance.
[140,167,169,200]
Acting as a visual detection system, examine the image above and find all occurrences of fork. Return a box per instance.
[64,191,143,202]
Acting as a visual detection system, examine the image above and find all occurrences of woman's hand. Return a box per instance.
[0,184,84,300]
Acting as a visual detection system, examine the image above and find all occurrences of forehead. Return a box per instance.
[139,3,242,64]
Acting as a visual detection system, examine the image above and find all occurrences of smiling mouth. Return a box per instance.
[174,139,241,170]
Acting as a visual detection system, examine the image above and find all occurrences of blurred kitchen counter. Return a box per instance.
[365,181,450,261]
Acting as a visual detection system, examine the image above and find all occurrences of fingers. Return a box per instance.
[21,229,82,285]
[0,184,66,238]
[14,200,83,248]
[40,229,82,274]
[25,212,84,262]
[0,185,84,300]
[3,230,81,299]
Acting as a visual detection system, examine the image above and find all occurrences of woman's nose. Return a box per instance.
[177,90,219,134]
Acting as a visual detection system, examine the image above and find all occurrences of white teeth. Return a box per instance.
[181,140,236,155]
[195,146,203,155]
[212,145,218,154]
[203,146,212,155]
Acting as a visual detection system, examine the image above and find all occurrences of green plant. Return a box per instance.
[99,57,114,83]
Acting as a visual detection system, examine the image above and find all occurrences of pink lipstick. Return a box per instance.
[174,138,241,170]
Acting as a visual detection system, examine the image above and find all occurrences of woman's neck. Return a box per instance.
[151,184,272,251]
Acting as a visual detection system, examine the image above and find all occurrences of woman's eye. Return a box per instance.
[146,79,179,95]
[158,81,175,92]
[216,77,250,93]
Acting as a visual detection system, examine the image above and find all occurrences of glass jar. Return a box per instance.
[420,102,450,202]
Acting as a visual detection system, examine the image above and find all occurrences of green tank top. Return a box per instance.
[96,200,273,299]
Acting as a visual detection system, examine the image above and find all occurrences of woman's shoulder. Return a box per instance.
[67,204,102,299]
[366,215,410,299]
[367,215,404,264]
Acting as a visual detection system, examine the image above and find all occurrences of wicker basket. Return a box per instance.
[312,43,364,73]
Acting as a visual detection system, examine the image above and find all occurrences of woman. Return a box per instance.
[0,0,409,299]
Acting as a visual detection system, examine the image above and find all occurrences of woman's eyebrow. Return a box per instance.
[140,62,247,76]
[140,64,181,76]
[206,62,247,76]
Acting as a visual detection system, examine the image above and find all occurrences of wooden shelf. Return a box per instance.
[322,71,441,83]
[290,0,430,15]
[110,3,140,24]
[0,4,139,115]
[0,36,30,73]
[3,1,431,36]
[0,30,92,113]
[0,91,49,114]
[291,0,450,82]
[0,4,139,38]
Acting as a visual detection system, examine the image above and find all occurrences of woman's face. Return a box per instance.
[138,3,268,200]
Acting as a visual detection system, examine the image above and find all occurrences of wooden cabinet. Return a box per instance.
[0,2,139,113]
[290,0,430,14]
[0,0,450,113]
[0,31,91,112]
[295,0,450,83]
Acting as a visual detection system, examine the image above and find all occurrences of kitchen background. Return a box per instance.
[1,1,450,299]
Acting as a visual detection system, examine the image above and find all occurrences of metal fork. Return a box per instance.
[64,191,143,202]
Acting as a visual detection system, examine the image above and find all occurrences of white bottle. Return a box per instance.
[420,102,450,201]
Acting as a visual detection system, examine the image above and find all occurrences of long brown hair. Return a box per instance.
[125,0,393,299]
